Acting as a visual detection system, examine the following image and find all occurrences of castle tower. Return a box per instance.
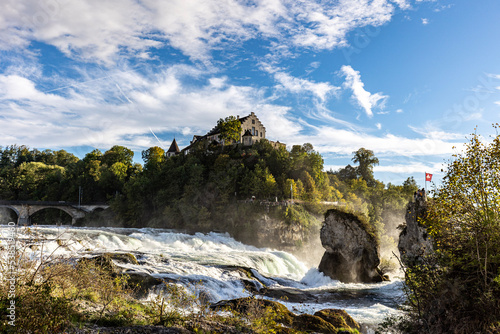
[166,138,180,158]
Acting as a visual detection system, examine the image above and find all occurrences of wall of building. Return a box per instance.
[240,112,266,142]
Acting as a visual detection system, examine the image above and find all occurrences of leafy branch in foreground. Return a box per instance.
[389,125,500,334]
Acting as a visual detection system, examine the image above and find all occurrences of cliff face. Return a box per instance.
[398,198,433,266]
[254,214,309,247]
[318,209,383,283]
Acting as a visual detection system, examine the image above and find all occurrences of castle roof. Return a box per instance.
[167,138,180,153]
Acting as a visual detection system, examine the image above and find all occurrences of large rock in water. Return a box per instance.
[398,197,433,266]
[318,209,383,283]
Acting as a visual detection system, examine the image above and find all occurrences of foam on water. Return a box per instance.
[0,225,404,328]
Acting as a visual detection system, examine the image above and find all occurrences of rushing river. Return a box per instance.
[1,225,404,332]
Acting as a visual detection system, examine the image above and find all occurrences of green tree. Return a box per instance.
[352,148,379,185]
[217,116,242,144]
[402,176,418,197]
[142,146,165,172]
[300,171,318,202]
[12,162,65,200]
[102,146,134,168]
[399,127,500,333]
[334,164,358,182]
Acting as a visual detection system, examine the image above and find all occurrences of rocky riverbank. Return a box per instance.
[54,254,362,334]
[1,225,404,333]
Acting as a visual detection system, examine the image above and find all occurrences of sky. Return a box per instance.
[1,0,500,187]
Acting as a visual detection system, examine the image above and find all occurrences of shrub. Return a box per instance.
[392,127,500,333]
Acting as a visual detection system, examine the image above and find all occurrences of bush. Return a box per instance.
[393,127,500,333]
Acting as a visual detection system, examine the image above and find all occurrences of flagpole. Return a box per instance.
[425,171,427,193]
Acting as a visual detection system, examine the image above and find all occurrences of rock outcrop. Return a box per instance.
[78,253,164,297]
[211,297,361,334]
[318,209,384,283]
[398,197,433,266]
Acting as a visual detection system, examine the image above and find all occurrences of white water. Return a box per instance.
[0,225,404,330]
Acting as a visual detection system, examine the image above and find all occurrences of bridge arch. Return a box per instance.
[30,207,74,225]
[0,201,109,225]
[28,206,80,219]
[0,206,19,224]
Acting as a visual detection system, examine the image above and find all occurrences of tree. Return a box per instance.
[142,146,165,172]
[102,146,134,167]
[399,127,500,333]
[13,162,65,200]
[352,148,379,184]
[334,164,358,182]
[302,143,314,153]
[53,150,79,167]
[216,116,242,144]
[402,176,418,197]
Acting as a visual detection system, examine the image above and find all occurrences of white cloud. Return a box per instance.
[272,71,340,102]
[0,62,463,161]
[0,0,419,63]
[0,64,291,150]
[433,4,453,12]
[376,123,382,130]
[421,18,429,25]
[373,161,447,175]
[309,62,321,69]
[409,125,466,141]
[391,0,411,10]
[340,65,388,117]
[463,112,482,121]
[290,0,396,50]
[277,123,463,157]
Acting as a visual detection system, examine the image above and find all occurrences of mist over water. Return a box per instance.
[0,224,404,330]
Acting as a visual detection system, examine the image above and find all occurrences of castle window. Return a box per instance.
[256,130,258,136]
[252,120,255,124]
[260,132,262,137]
[252,127,255,135]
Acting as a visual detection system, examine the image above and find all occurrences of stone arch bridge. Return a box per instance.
[0,200,109,225]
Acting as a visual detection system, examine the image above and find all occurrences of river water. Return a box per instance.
[1,225,404,332]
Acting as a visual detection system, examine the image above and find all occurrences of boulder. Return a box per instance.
[124,271,164,297]
[398,198,433,266]
[78,252,139,274]
[318,209,383,283]
[210,297,360,334]
[210,297,295,326]
[314,309,360,332]
[77,253,163,296]
[292,313,337,333]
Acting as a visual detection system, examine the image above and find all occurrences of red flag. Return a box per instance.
[425,173,433,182]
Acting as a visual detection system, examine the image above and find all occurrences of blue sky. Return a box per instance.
[1,0,499,187]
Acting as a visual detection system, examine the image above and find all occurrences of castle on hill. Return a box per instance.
[166,112,285,157]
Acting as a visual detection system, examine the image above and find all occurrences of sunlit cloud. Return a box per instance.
[340,65,388,118]
[409,125,467,141]
[0,0,421,63]
[270,69,340,102]
[0,65,288,149]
